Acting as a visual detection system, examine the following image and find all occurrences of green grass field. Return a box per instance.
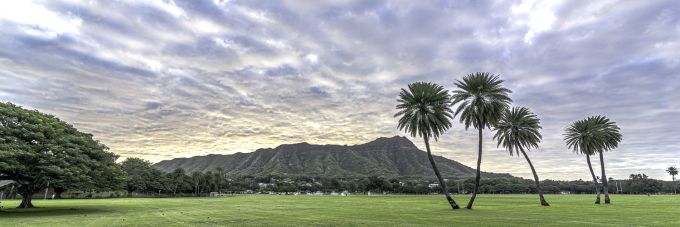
[1,194,678,226]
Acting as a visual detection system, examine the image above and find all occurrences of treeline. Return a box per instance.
[2,157,676,199]
[107,158,680,195]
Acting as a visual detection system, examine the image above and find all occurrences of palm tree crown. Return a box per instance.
[668,167,678,177]
[564,115,622,155]
[493,107,542,156]
[395,82,453,140]
[451,72,512,129]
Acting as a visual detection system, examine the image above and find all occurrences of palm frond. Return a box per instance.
[564,115,622,155]
[450,72,512,130]
[394,82,453,140]
[493,106,542,156]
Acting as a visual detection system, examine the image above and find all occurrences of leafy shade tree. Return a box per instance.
[450,72,512,209]
[170,168,186,195]
[395,82,460,210]
[214,167,225,192]
[667,166,678,194]
[493,107,549,206]
[564,116,622,204]
[191,171,203,195]
[0,102,124,208]
[121,158,166,194]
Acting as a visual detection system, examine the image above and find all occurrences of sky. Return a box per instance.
[0,0,678,180]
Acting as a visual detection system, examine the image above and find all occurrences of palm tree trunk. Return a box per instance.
[423,136,459,210]
[520,148,549,206]
[586,155,601,204]
[599,152,610,204]
[466,126,483,209]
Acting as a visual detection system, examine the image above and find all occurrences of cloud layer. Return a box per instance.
[1,0,678,180]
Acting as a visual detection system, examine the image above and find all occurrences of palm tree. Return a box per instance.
[493,107,549,206]
[395,82,459,210]
[592,116,621,204]
[450,72,512,209]
[564,116,622,204]
[667,166,678,194]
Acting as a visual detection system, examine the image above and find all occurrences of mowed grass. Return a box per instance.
[1,194,679,226]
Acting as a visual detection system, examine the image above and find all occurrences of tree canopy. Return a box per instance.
[0,102,124,208]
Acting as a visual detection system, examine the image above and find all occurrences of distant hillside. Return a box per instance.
[154,136,515,179]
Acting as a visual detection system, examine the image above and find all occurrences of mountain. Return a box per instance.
[153,136,514,179]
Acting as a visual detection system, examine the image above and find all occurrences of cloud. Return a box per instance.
[0,0,678,180]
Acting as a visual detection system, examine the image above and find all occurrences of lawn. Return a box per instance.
[0,194,678,226]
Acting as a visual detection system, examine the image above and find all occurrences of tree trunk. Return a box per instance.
[520,148,549,206]
[53,187,65,199]
[423,136,459,210]
[586,155,601,204]
[599,152,610,204]
[466,126,483,209]
[18,191,35,208]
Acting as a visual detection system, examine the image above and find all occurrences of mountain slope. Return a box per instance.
[153,136,512,179]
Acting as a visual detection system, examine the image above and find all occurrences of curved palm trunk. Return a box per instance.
[520,148,549,206]
[586,155,601,204]
[466,126,483,209]
[424,136,459,210]
[599,152,610,204]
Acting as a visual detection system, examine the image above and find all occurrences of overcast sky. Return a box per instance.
[1,0,678,180]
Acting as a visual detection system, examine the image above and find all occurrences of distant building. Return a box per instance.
[257,183,275,189]
[428,183,440,189]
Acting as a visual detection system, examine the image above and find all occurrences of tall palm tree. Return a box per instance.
[493,107,549,206]
[592,116,621,204]
[564,116,622,204]
[667,166,678,194]
[450,72,512,209]
[395,82,459,210]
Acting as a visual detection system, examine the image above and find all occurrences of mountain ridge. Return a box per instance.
[153,136,515,179]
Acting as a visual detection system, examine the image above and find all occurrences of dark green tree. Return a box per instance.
[395,82,459,209]
[121,157,165,194]
[450,72,512,209]
[0,102,123,208]
[564,116,622,204]
[493,107,549,206]
[191,171,203,195]
[214,167,224,192]
[170,168,186,195]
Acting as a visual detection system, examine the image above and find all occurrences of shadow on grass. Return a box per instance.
[0,207,110,218]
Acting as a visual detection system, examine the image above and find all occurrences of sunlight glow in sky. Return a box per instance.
[1,0,679,180]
